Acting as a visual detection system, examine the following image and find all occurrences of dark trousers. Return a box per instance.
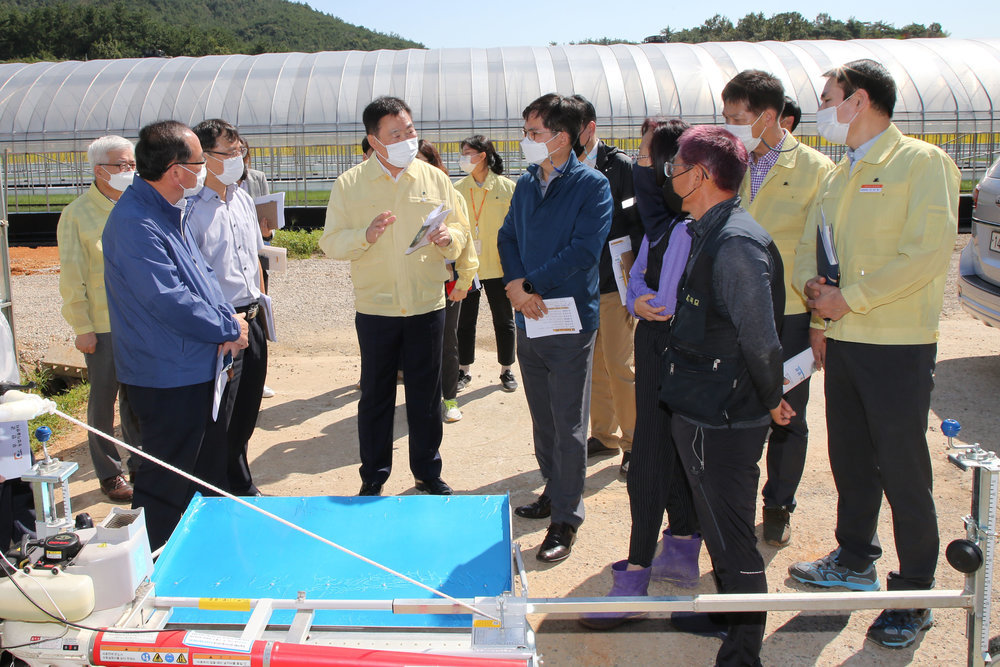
[517,329,596,528]
[627,320,698,566]
[761,312,811,510]
[825,339,939,590]
[356,309,445,485]
[442,298,462,400]
[125,381,215,551]
[84,332,141,480]
[222,313,267,495]
[457,278,516,367]
[674,417,768,667]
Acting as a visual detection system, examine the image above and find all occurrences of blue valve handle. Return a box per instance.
[941,419,961,448]
[34,425,52,442]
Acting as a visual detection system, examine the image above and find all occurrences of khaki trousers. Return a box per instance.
[589,291,637,451]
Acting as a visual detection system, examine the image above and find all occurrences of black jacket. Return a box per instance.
[593,142,644,295]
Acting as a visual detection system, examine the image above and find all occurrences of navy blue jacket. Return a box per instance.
[103,176,240,388]
[497,152,613,332]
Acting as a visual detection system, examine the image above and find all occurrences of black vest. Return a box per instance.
[660,200,784,426]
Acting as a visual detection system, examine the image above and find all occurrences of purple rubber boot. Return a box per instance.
[578,560,651,630]
[651,529,702,588]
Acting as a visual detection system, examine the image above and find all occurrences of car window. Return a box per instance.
[989,157,1000,178]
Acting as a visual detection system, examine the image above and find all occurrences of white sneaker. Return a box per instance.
[443,399,462,423]
[262,385,275,398]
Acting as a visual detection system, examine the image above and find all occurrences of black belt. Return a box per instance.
[236,301,260,319]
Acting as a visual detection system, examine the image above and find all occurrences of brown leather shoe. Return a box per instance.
[100,474,133,503]
[537,522,576,563]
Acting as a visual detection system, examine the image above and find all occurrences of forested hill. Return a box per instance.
[0,0,423,62]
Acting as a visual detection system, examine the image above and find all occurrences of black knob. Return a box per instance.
[946,539,983,574]
[75,513,94,529]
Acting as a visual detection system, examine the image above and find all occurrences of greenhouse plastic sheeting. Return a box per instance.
[0,39,998,143]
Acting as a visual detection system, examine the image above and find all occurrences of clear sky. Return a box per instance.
[312,1,992,49]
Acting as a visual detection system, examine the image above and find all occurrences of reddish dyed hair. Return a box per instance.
[676,125,748,193]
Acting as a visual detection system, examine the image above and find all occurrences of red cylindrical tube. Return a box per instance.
[91,629,530,667]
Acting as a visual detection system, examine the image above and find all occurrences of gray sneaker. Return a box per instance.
[789,549,880,591]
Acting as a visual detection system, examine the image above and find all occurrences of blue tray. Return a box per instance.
[151,494,512,628]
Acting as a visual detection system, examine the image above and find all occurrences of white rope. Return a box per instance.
[52,409,499,622]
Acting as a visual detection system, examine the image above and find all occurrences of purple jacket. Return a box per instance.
[626,222,692,319]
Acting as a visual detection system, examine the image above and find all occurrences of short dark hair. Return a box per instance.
[650,119,691,187]
[570,94,597,126]
[780,96,801,132]
[135,120,192,182]
[192,118,240,152]
[360,136,372,155]
[823,59,896,118]
[362,96,412,136]
[721,69,785,116]
[522,94,584,156]
[461,134,504,175]
[677,125,748,193]
[417,139,447,174]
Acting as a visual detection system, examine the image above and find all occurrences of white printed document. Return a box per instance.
[212,352,233,422]
[259,245,287,273]
[0,420,31,480]
[524,297,583,339]
[609,236,635,305]
[782,348,818,394]
[405,204,450,255]
[259,293,277,342]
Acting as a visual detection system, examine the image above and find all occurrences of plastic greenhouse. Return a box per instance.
[0,37,998,210]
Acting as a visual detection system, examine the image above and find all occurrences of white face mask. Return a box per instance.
[102,167,135,192]
[816,93,858,146]
[375,136,419,168]
[215,155,245,186]
[458,155,476,174]
[724,111,764,153]
[179,163,207,198]
[582,139,599,168]
[521,133,559,165]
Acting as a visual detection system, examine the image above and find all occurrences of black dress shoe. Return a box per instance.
[587,436,619,458]
[358,481,383,496]
[414,477,453,495]
[514,494,551,519]
[537,522,576,563]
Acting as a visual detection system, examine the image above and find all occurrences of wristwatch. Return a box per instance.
[522,280,534,294]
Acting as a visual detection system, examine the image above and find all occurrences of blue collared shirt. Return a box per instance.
[103,176,240,389]
[497,152,613,332]
[847,128,888,173]
[186,184,263,308]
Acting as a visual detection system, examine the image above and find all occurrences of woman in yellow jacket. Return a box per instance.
[417,140,478,422]
[454,135,518,394]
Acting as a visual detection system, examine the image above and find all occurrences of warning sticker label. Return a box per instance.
[100,649,191,664]
[191,654,251,667]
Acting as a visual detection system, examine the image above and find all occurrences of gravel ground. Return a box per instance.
[9,257,360,368]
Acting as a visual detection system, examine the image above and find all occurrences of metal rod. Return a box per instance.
[152,589,972,617]
[528,590,973,615]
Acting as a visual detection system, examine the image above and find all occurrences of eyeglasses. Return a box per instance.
[207,147,249,159]
[664,162,695,178]
[173,158,207,167]
[522,128,558,141]
[99,161,136,171]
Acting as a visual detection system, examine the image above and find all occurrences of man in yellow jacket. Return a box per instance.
[320,96,468,498]
[721,70,834,548]
[789,59,960,649]
[57,135,141,503]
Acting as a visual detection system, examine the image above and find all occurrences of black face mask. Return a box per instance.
[661,177,686,216]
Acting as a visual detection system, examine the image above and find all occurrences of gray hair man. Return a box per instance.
[57,135,141,502]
